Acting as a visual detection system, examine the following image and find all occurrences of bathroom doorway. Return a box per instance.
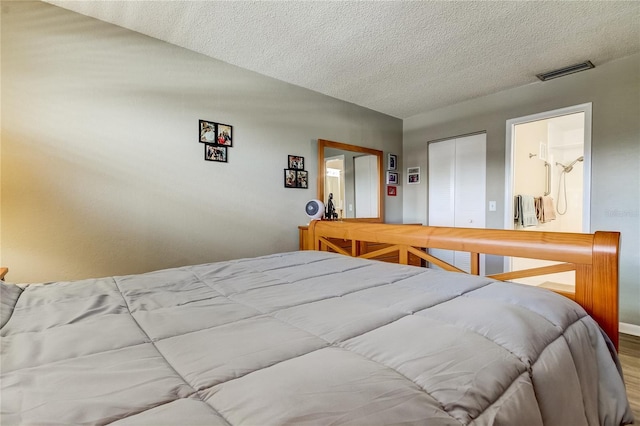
[504,103,592,291]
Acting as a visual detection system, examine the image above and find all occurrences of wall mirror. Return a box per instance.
[317,139,383,222]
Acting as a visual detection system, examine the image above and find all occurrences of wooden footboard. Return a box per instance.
[307,221,621,349]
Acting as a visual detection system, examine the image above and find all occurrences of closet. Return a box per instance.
[354,154,379,218]
[428,133,486,273]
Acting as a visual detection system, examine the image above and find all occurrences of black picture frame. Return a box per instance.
[205,144,228,163]
[216,123,233,147]
[284,169,297,188]
[199,120,217,144]
[284,169,308,188]
[288,155,304,170]
[296,170,308,188]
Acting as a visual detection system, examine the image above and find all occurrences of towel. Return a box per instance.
[514,195,522,224]
[520,195,538,227]
[534,197,543,222]
[542,196,556,222]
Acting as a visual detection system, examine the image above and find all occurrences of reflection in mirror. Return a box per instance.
[318,139,383,222]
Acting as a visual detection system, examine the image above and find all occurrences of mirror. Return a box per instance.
[318,139,384,222]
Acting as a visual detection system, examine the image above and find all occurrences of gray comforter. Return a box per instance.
[0,251,633,425]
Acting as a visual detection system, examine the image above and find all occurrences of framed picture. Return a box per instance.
[386,171,398,185]
[288,155,305,170]
[407,167,420,184]
[388,153,397,171]
[205,144,228,163]
[284,169,297,188]
[387,185,397,196]
[216,123,233,147]
[296,170,308,188]
[284,169,309,188]
[199,120,217,144]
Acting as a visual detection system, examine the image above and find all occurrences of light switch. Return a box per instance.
[489,201,497,211]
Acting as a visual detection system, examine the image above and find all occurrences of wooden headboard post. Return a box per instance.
[575,231,620,348]
[307,221,621,349]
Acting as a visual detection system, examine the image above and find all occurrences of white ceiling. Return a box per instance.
[45,1,640,119]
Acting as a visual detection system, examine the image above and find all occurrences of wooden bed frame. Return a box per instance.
[307,221,621,349]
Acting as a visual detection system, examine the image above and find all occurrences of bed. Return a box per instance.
[1,222,634,425]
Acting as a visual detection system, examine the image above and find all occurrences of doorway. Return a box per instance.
[325,156,345,219]
[505,103,592,290]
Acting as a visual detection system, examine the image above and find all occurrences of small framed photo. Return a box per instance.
[296,170,308,188]
[284,169,297,188]
[216,123,233,147]
[205,144,228,163]
[288,155,305,170]
[199,120,217,144]
[387,186,397,196]
[407,167,420,184]
[386,171,398,185]
[388,153,397,171]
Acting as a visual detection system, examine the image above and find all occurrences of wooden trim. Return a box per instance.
[317,139,384,222]
[488,263,576,281]
[307,221,620,349]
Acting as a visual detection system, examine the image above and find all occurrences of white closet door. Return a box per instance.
[428,141,456,267]
[354,155,378,218]
[428,134,486,273]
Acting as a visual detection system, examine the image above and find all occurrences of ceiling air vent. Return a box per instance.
[536,61,595,81]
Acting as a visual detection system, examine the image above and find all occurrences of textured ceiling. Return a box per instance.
[45,1,640,119]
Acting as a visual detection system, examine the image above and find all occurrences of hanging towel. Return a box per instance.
[514,195,522,225]
[534,197,544,222]
[520,195,538,227]
[542,196,556,222]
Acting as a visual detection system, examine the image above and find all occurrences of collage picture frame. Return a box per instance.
[199,119,233,163]
[284,155,308,188]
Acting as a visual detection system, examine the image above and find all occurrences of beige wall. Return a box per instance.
[514,120,548,204]
[0,2,403,282]
[404,53,640,326]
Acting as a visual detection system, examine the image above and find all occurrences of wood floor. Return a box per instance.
[620,333,640,421]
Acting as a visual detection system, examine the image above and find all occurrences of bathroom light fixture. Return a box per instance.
[536,61,595,81]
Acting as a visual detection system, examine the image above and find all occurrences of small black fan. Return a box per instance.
[305,199,324,220]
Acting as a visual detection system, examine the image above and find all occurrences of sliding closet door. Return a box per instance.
[428,133,486,273]
[354,155,378,218]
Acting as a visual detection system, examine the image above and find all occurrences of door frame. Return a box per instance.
[504,103,592,269]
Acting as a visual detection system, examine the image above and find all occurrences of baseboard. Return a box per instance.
[620,322,640,337]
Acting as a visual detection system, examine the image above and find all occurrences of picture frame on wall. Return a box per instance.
[205,144,228,163]
[199,120,217,144]
[407,167,420,184]
[388,153,397,171]
[288,155,305,170]
[216,123,233,147]
[296,170,308,188]
[386,171,398,185]
[387,186,397,196]
[284,169,297,188]
[284,169,308,188]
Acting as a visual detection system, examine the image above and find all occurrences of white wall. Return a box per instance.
[1,2,402,282]
[403,53,640,326]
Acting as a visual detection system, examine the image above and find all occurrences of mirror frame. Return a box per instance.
[317,139,384,222]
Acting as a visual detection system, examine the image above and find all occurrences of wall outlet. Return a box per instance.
[489,201,497,211]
